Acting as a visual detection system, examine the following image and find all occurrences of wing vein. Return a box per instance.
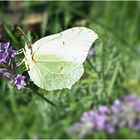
[34,63,48,89]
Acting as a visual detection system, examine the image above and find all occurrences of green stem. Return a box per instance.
[87,59,99,74]
[100,42,107,101]
[4,25,18,43]
[33,90,57,107]
[28,87,57,107]
[108,61,120,96]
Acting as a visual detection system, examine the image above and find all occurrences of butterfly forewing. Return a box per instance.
[33,27,98,63]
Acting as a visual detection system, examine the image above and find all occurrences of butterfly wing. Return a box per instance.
[28,60,84,91]
[33,27,98,63]
[26,27,98,91]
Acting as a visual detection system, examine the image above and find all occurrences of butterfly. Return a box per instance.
[24,27,98,91]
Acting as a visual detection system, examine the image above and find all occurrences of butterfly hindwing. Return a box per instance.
[28,60,84,91]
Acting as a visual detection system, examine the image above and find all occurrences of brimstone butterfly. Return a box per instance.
[24,27,98,91]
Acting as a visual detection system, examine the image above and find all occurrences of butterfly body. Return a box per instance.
[24,27,98,91]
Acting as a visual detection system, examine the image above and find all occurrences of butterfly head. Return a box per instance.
[25,42,33,55]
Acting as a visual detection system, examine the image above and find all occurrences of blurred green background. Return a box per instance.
[0,1,140,138]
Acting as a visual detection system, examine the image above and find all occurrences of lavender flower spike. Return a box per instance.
[98,106,111,114]
[67,95,140,138]
[0,42,11,63]
[87,48,96,59]
[8,49,17,58]
[0,52,8,63]
[14,75,27,89]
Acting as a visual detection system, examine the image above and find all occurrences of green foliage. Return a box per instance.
[0,1,140,138]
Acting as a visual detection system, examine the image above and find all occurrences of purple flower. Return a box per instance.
[67,95,140,138]
[81,111,94,123]
[104,123,115,133]
[87,48,96,59]
[96,115,107,130]
[8,49,17,58]
[14,75,26,89]
[0,42,11,63]
[98,106,111,114]
[133,99,140,112]
[66,123,83,136]
[0,42,17,64]
[0,52,8,63]
[112,99,122,112]
[0,42,10,50]
[0,39,28,90]
[132,121,140,130]
[122,95,136,102]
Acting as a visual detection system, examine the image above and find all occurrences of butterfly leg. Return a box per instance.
[17,58,30,71]
[17,49,30,71]
[17,48,26,55]
[16,58,25,67]
[24,67,30,71]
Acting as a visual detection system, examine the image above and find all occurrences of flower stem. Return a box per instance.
[29,88,57,107]
[34,91,57,107]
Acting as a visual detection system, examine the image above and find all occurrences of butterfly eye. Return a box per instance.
[26,43,33,55]
[26,43,33,51]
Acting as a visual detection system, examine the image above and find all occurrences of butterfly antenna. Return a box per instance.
[16,27,31,46]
